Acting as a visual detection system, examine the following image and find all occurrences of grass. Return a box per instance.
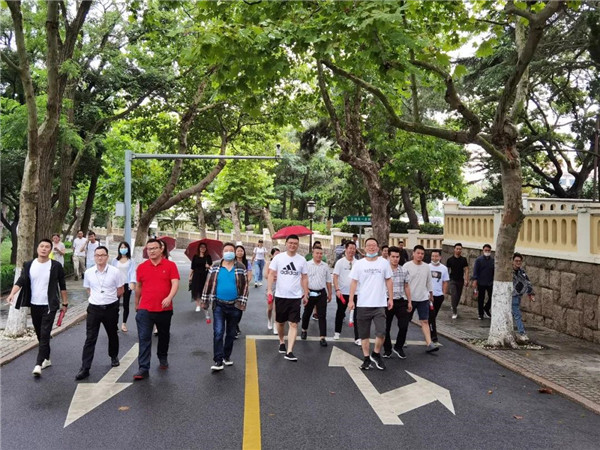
[1,238,12,265]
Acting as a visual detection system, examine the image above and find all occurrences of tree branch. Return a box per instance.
[0,51,20,72]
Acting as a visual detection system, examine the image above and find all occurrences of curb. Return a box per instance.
[0,309,88,367]
[436,328,600,416]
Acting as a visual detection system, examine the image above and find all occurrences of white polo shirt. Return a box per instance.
[83,264,125,305]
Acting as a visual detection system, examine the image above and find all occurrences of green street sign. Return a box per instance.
[347,216,372,226]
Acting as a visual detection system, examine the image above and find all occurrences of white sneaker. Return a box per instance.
[41,359,52,370]
[195,306,201,312]
[516,333,530,344]
[354,339,361,346]
[32,365,42,377]
[273,327,278,335]
[258,282,263,286]
[451,313,458,319]
[223,359,233,366]
[333,332,340,340]
[267,320,273,330]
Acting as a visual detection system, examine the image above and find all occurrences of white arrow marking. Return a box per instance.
[64,343,138,428]
[328,347,455,425]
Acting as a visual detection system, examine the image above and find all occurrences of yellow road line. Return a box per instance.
[243,338,261,450]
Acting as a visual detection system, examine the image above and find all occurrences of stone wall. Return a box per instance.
[442,244,600,344]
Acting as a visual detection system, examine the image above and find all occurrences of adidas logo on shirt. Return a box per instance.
[280,262,300,276]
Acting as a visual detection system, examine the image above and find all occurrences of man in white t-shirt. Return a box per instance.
[51,233,66,267]
[332,240,359,342]
[267,234,308,362]
[404,245,439,353]
[348,237,393,371]
[72,230,87,280]
[251,240,267,288]
[429,249,449,343]
[83,231,101,269]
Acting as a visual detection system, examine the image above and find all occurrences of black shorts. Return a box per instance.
[275,297,301,323]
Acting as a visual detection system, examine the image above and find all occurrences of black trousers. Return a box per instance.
[120,284,132,324]
[81,301,119,370]
[383,299,412,353]
[301,291,327,336]
[477,285,493,318]
[334,294,359,340]
[30,305,57,365]
[428,295,445,342]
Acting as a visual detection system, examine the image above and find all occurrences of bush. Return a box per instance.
[1,264,15,292]
[419,223,444,235]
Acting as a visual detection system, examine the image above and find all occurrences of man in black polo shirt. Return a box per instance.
[446,243,469,319]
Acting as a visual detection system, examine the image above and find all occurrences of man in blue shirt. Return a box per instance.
[201,242,249,371]
[471,244,494,320]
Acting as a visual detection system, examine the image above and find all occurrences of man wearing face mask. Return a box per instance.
[472,244,494,320]
[428,250,449,343]
[202,242,249,371]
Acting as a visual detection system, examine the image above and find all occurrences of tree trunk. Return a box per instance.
[230,201,242,242]
[401,187,419,229]
[262,205,276,244]
[196,196,207,239]
[419,192,430,223]
[81,170,100,234]
[36,127,60,240]
[289,191,294,220]
[281,191,287,219]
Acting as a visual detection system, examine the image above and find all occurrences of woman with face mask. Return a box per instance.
[234,245,252,337]
[112,242,137,332]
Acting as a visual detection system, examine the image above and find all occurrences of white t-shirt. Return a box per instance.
[85,241,100,268]
[269,252,308,298]
[73,237,87,257]
[349,257,392,307]
[333,257,356,295]
[404,261,433,302]
[253,246,266,261]
[30,259,51,305]
[52,242,66,266]
[429,263,450,297]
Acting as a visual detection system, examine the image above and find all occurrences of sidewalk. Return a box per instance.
[0,277,89,365]
[431,301,600,415]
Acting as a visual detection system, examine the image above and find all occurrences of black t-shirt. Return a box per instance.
[446,256,468,282]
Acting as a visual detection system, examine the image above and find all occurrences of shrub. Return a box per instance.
[1,264,15,292]
[419,223,444,235]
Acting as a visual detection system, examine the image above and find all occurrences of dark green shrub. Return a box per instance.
[419,223,444,235]
[1,264,15,292]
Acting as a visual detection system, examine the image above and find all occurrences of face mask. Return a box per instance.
[483,252,491,257]
[366,252,378,258]
[223,251,235,261]
[119,248,128,255]
[431,260,440,265]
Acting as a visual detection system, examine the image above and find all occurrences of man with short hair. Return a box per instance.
[6,239,68,376]
[380,245,389,260]
[202,242,249,371]
[305,241,328,263]
[133,239,180,380]
[251,239,266,288]
[512,253,535,343]
[300,247,332,347]
[51,233,66,267]
[397,240,409,265]
[348,237,393,370]
[428,250,449,343]
[267,234,309,362]
[404,245,439,353]
[446,243,469,319]
[75,246,125,380]
[72,230,87,280]
[332,241,360,342]
[472,244,494,319]
[82,231,101,269]
[382,246,412,359]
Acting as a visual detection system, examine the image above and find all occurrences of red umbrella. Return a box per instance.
[143,236,177,259]
[185,239,223,261]
[271,225,313,240]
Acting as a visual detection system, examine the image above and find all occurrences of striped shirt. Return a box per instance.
[391,265,410,300]
[307,260,332,290]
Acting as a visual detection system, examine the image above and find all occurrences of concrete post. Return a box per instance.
[407,229,420,249]
[577,208,591,259]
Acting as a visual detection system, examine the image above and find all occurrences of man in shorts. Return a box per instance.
[267,235,308,362]
[404,245,439,354]
[348,238,393,371]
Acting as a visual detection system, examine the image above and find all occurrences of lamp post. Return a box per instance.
[307,200,316,249]
[216,211,222,241]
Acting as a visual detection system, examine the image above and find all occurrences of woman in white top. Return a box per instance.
[111,241,136,332]
[252,240,267,287]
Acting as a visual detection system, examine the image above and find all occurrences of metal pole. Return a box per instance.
[309,215,313,249]
[124,150,132,245]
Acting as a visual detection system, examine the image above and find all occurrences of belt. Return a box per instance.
[89,300,119,309]
[216,298,236,305]
[309,288,325,297]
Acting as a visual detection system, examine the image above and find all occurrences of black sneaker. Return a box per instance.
[284,352,298,361]
[360,357,372,370]
[382,351,392,359]
[278,343,286,354]
[320,338,327,347]
[393,347,406,359]
[370,352,386,370]
[301,331,307,340]
[111,357,120,367]
[211,361,224,371]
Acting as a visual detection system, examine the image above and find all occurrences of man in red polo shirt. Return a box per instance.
[133,238,180,380]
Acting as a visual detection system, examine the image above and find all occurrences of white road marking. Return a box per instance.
[64,344,138,428]
[328,347,455,425]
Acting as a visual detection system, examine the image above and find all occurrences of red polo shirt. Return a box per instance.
[136,258,180,312]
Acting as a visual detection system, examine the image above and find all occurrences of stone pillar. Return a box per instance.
[577,207,591,259]
[407,229,419,249]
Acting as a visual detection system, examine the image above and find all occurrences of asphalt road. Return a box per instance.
[2,255,599,450]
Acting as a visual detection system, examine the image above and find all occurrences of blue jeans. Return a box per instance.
[213,302,242,363]
[512,295,525,334]
[136,309,173,372]
[253,259,265,283]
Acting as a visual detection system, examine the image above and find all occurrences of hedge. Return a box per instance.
[335,220,443,236]
[0,253,74,294]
